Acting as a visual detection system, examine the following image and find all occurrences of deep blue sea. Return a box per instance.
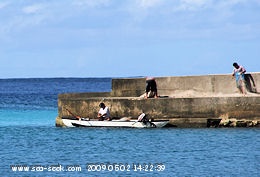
[0,78,259,177]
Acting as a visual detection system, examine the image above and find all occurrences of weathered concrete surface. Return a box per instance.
[56,73,260,127]
[111,73,259,97]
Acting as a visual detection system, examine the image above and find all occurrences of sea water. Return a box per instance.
[0,78,259,177]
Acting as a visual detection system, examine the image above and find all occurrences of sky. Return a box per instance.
[0,0,259,78]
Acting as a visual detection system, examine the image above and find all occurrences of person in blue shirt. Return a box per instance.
[232,62,247,95]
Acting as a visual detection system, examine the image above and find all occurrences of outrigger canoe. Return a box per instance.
[61,113,169,128]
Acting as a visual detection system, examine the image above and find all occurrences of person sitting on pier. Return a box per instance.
[145,77,158,99]
[97,102,111,121]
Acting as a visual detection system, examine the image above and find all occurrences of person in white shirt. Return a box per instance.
[97,102,111,121]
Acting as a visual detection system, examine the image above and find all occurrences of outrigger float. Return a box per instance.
[62,113,169,128]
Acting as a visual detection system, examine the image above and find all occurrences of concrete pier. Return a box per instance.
[56,73,260,127]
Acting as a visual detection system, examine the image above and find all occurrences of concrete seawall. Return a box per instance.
[56,73,260,128]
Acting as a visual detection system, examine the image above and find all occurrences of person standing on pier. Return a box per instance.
[232,62,247,95]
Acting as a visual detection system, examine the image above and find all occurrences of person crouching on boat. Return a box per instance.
[97,102,111,121]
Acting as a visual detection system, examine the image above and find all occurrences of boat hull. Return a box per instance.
[62,118,169,128]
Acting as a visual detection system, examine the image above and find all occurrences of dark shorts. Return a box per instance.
[146,79,157,92]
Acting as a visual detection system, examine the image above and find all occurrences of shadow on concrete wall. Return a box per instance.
[245,74,258,93]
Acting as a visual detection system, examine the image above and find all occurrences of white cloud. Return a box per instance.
[1,0,259,47]
[177,0,211,11]
[0,2,9,9]
[138,0,163,8]
[106,0,260,41]
[72,0,111,7]
[22,4,45,14]
[0,2,51,41]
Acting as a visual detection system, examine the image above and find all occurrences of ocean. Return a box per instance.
[0,78,259,177]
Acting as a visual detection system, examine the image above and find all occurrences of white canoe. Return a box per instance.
[62,118,169,128]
